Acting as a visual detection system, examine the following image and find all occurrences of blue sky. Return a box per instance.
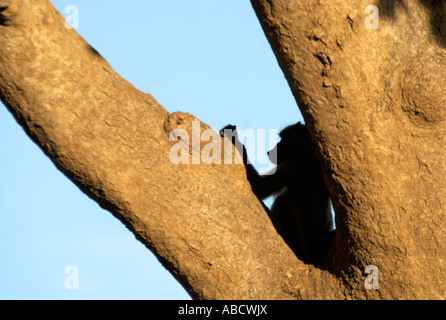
[0,0,302,299]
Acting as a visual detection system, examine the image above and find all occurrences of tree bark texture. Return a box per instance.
[0,0,444,299]
[250,0,445,298]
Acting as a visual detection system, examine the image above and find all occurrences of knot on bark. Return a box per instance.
[0,0,18,26]
[401,47,446,126]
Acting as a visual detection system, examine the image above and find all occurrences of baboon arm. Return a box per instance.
[246,161,301,200]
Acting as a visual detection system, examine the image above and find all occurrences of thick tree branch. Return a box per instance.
[2,0,443,300]
[0,0,344,299]
[251,0,445,298]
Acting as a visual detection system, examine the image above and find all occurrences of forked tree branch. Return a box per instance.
[0,0,344,299]
[2,0,444,299]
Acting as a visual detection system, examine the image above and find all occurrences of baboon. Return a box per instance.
[221,123,334,262]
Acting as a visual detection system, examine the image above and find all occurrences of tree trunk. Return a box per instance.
[0,0,444,299]
[250,0,446,298]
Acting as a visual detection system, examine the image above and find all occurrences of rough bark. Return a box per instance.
[0,0,444,299]
[251,0,445,298]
